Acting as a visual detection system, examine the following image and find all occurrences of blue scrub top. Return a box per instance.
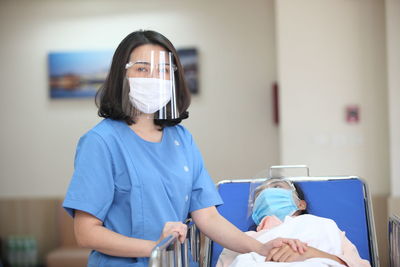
[63,119,223,266]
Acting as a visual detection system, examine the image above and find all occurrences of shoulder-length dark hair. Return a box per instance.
[96,30,191,128]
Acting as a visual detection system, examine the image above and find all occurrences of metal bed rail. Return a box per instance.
[149,221,201,267]
[389,215,400,267]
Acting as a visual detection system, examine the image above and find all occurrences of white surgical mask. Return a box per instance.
[128,78,172,114]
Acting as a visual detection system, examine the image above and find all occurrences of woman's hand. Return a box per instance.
[266,244,307,262]
[257,238,308,259]
[158,222,188,244]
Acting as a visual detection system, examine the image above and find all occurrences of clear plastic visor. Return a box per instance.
[125,50,179,119]
[254,178,296,198]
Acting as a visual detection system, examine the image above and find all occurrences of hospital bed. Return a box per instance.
[389,214,400,267]
[149,165,379,267]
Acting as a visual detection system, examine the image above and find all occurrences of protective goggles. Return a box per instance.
[125,61,177,79]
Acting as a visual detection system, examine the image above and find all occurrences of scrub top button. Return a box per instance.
[185,195,189,201]
[184,166,189,172]
[174,140,180,146]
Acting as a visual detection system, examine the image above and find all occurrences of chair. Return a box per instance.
[46,201,90,267]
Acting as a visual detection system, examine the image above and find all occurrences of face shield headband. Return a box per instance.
[125,50,179,120]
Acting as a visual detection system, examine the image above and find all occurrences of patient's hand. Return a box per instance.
[266,245,347,265]
[266,244,308,262]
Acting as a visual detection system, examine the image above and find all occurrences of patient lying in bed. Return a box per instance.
[216,178,371,267]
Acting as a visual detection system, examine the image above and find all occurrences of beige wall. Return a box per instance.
[386,0,400,198]
[0,0,279,197]
[276,0,389,195]
[386,6,400,262]
[275,0,390,265]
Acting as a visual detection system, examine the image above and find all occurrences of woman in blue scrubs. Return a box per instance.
[63,30,306,266]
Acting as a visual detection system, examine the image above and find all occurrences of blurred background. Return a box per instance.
[0,0,398,266]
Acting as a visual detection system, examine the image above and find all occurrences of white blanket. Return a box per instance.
[230,215,346,267]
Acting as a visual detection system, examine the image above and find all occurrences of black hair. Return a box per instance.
[293,182,308,215]
[95,30,191,128]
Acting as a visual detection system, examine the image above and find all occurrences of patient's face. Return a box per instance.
[254,179,307,212]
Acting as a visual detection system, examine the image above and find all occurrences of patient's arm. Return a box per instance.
[337,232,371,267]
[266,244,348,266]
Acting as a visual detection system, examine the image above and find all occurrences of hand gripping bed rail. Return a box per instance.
[389,215,400,267]
[149,221,201,267]
[148,233,183,267]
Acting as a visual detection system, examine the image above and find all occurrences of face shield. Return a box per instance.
[255,178,297,196]
[125,50,179,120]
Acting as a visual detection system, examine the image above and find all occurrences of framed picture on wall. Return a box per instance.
[177,48,199,95]
[48,48,200,98]
[48,50,113,98]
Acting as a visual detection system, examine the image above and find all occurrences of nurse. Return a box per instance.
[63,30,306,266]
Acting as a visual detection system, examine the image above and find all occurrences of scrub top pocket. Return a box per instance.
[114,170,131,193]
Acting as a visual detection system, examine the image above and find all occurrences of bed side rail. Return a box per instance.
[389,215,400,267]
[148,222,201,267]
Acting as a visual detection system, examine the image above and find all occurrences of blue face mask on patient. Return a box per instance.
[251,188,299,225]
